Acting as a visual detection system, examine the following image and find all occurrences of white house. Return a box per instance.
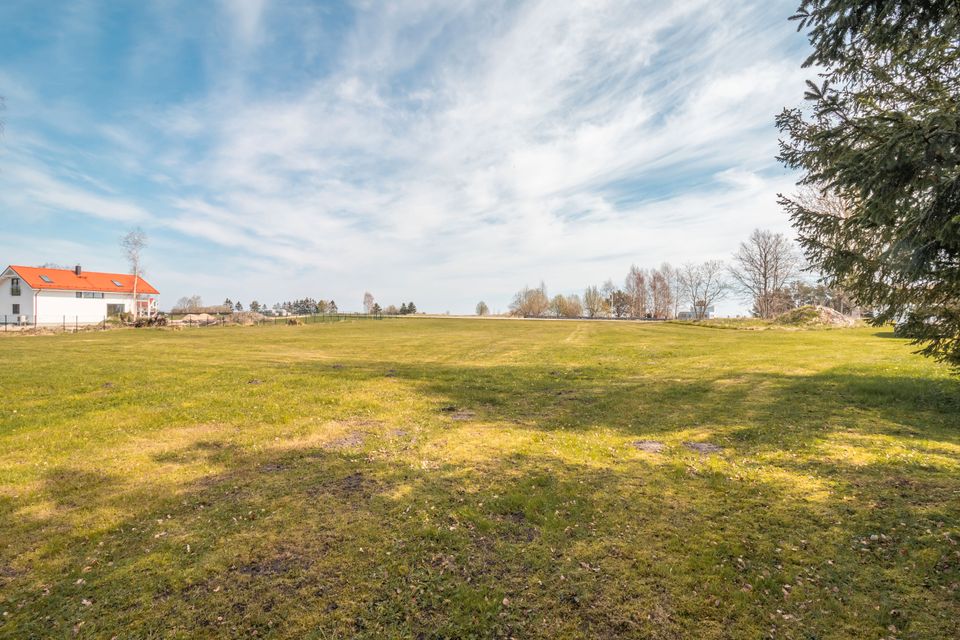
[0,265,159,325]
[676,304,715,320]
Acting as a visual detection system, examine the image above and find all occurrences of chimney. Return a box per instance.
[75,265,82,276]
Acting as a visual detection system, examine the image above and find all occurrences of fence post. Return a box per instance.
[75,316,78,332]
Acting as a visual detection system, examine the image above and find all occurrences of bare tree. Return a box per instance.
[729,229,802,319]
[679,260,728,320]
[120,228,147,319]
[583,285,605,318]
[548,294,583,318]
[362,291,375,314]
[173,295,204,313]
[475,301,489,316]
[650,266,673,319]
[564,294,583,318]
[608,289,630,318]
[510,282,549,317]
[659,262,682,319]
[549,294,566,318]
[624,265,649,318]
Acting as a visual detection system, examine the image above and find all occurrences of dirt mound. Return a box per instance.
[775,305,856,327]
[177,313,218,325]
[231,312,265,326]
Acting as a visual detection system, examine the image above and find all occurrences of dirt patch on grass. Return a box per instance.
[339,472,365,492]
[441,406,476,421]
[235,552,312,577]
[632,440,666,453]
[305,471,373,499]
[0,565,22,586]
[496,510,540,542]
[322,432,365,450]
[683,442,723,454]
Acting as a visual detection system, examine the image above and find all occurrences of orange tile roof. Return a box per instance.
[7,265,159,295]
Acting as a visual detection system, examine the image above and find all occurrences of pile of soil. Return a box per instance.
[177,313,218,325]
[774,305,857,327]
[232,312,266,326]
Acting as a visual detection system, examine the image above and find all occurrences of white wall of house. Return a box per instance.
[0,273,33,323]
[32,289,139,324]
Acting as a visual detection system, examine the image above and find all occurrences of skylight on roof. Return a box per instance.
[39,274,53,283]
[112,279,123,287]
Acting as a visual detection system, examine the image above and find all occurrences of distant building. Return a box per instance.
[677,304,715,320]
[0,265,159,325]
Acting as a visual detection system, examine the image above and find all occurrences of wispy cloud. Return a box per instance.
[0,0,808,312]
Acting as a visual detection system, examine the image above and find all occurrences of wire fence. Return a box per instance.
[0,314,105,332]
[0,312,387,333]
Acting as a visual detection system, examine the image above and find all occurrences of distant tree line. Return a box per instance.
[365,292,417,315]
[508,265,686,320]
[502,228,860,321]
[171,296,340,315]
[271,298,339,315]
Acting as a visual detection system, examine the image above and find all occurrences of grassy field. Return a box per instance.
[0,319,958,639]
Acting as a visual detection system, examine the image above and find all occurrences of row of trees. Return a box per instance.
[272,299,339,315]
[174,293,423,317]
[363,292,417,315]
[504,228,859,321]
[507,262,709,320]
[172,296,342,315]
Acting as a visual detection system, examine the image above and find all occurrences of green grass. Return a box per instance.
[1,319,958,639]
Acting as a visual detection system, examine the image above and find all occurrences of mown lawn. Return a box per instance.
[0,318,958,639]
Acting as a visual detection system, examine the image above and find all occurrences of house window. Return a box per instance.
[11,278,20,296]
[107,304,125,317]
[76,292,83,298]
[111,280,123,287]
[39,275,53,283]
[12,304,20,315]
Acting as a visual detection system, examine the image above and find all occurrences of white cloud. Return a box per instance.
[221,0,267,48]
[6,165,151,223]
[0,0,809,313]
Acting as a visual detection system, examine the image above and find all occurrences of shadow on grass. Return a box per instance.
[363,359,960,449]
[2,356,958,638]
[873,330,901,339]
[2,409,959,639]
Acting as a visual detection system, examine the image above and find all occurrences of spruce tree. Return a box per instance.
[777,1,960,366]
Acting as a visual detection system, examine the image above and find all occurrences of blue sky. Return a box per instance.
[0,0,811,314]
